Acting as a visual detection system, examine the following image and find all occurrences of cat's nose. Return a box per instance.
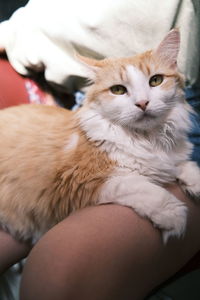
[135,100,149,111]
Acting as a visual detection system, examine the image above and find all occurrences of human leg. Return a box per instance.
[0,229,31,274]
[20,185,200,300]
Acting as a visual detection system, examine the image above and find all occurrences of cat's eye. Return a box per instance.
[149,74,164,87]
[110,85,127,95]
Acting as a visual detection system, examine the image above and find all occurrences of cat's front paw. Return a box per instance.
[161,206,188,244]
[98,176,188,244]
[150,197,188,244]
[178,161,200,202]
[113,192,187,244]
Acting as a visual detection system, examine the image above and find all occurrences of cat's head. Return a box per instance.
[78,29,184,131]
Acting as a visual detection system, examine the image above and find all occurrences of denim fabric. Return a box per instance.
[185,86,200,166]
[73,91,85,110]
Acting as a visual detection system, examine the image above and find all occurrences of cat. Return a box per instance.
[0,29,200,244]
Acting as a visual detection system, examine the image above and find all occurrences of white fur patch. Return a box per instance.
[126,65,149,103]
[64,133,79,151]
[98,170,188,243]
[78,106,192,184]
[178,161,200,198]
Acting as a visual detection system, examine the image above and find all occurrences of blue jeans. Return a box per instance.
[186,86,200,166]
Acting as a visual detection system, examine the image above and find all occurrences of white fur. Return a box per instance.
[64,133,79,151]
[125,65,149,104]
[178,161,200,199]
[98,171,188,243]
[79,104,192,184]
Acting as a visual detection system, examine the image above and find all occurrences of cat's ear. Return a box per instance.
[153,29,180,69]
[76,54,103,80]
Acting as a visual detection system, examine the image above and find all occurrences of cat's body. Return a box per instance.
[1,29,200,243]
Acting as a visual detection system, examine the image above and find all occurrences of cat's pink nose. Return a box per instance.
[135,100,149,111]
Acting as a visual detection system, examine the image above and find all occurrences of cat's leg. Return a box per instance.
[98,174,187,243]
[177,161,200,201]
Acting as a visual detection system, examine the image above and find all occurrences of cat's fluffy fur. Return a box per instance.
[0,29,200,243]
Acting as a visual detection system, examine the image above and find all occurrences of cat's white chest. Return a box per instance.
[79,108,190,184]
[101,137,178,184]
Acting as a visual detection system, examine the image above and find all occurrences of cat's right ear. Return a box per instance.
[75,54,103,80]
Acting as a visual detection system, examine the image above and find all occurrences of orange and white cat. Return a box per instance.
[0,29,200,244]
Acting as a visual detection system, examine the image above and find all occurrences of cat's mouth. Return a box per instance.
[137,112,157,122]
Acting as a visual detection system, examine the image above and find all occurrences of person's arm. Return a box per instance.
[20,184,200,300]
[0,0,198,88]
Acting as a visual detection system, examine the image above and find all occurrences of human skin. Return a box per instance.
[0,230,31,274]
[19,185,200,300]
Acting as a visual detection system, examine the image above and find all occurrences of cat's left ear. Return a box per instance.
[76,54,103,80]
[153,29,180,69]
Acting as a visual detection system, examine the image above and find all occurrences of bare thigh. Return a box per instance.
[20,185,200,300]
[0,230,30,274]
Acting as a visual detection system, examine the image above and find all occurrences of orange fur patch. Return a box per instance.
[0,104,115,241]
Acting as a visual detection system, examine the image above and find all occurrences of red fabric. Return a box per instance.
[0,58,49,109]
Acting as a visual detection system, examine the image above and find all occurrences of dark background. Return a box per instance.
[0,0,28,21]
